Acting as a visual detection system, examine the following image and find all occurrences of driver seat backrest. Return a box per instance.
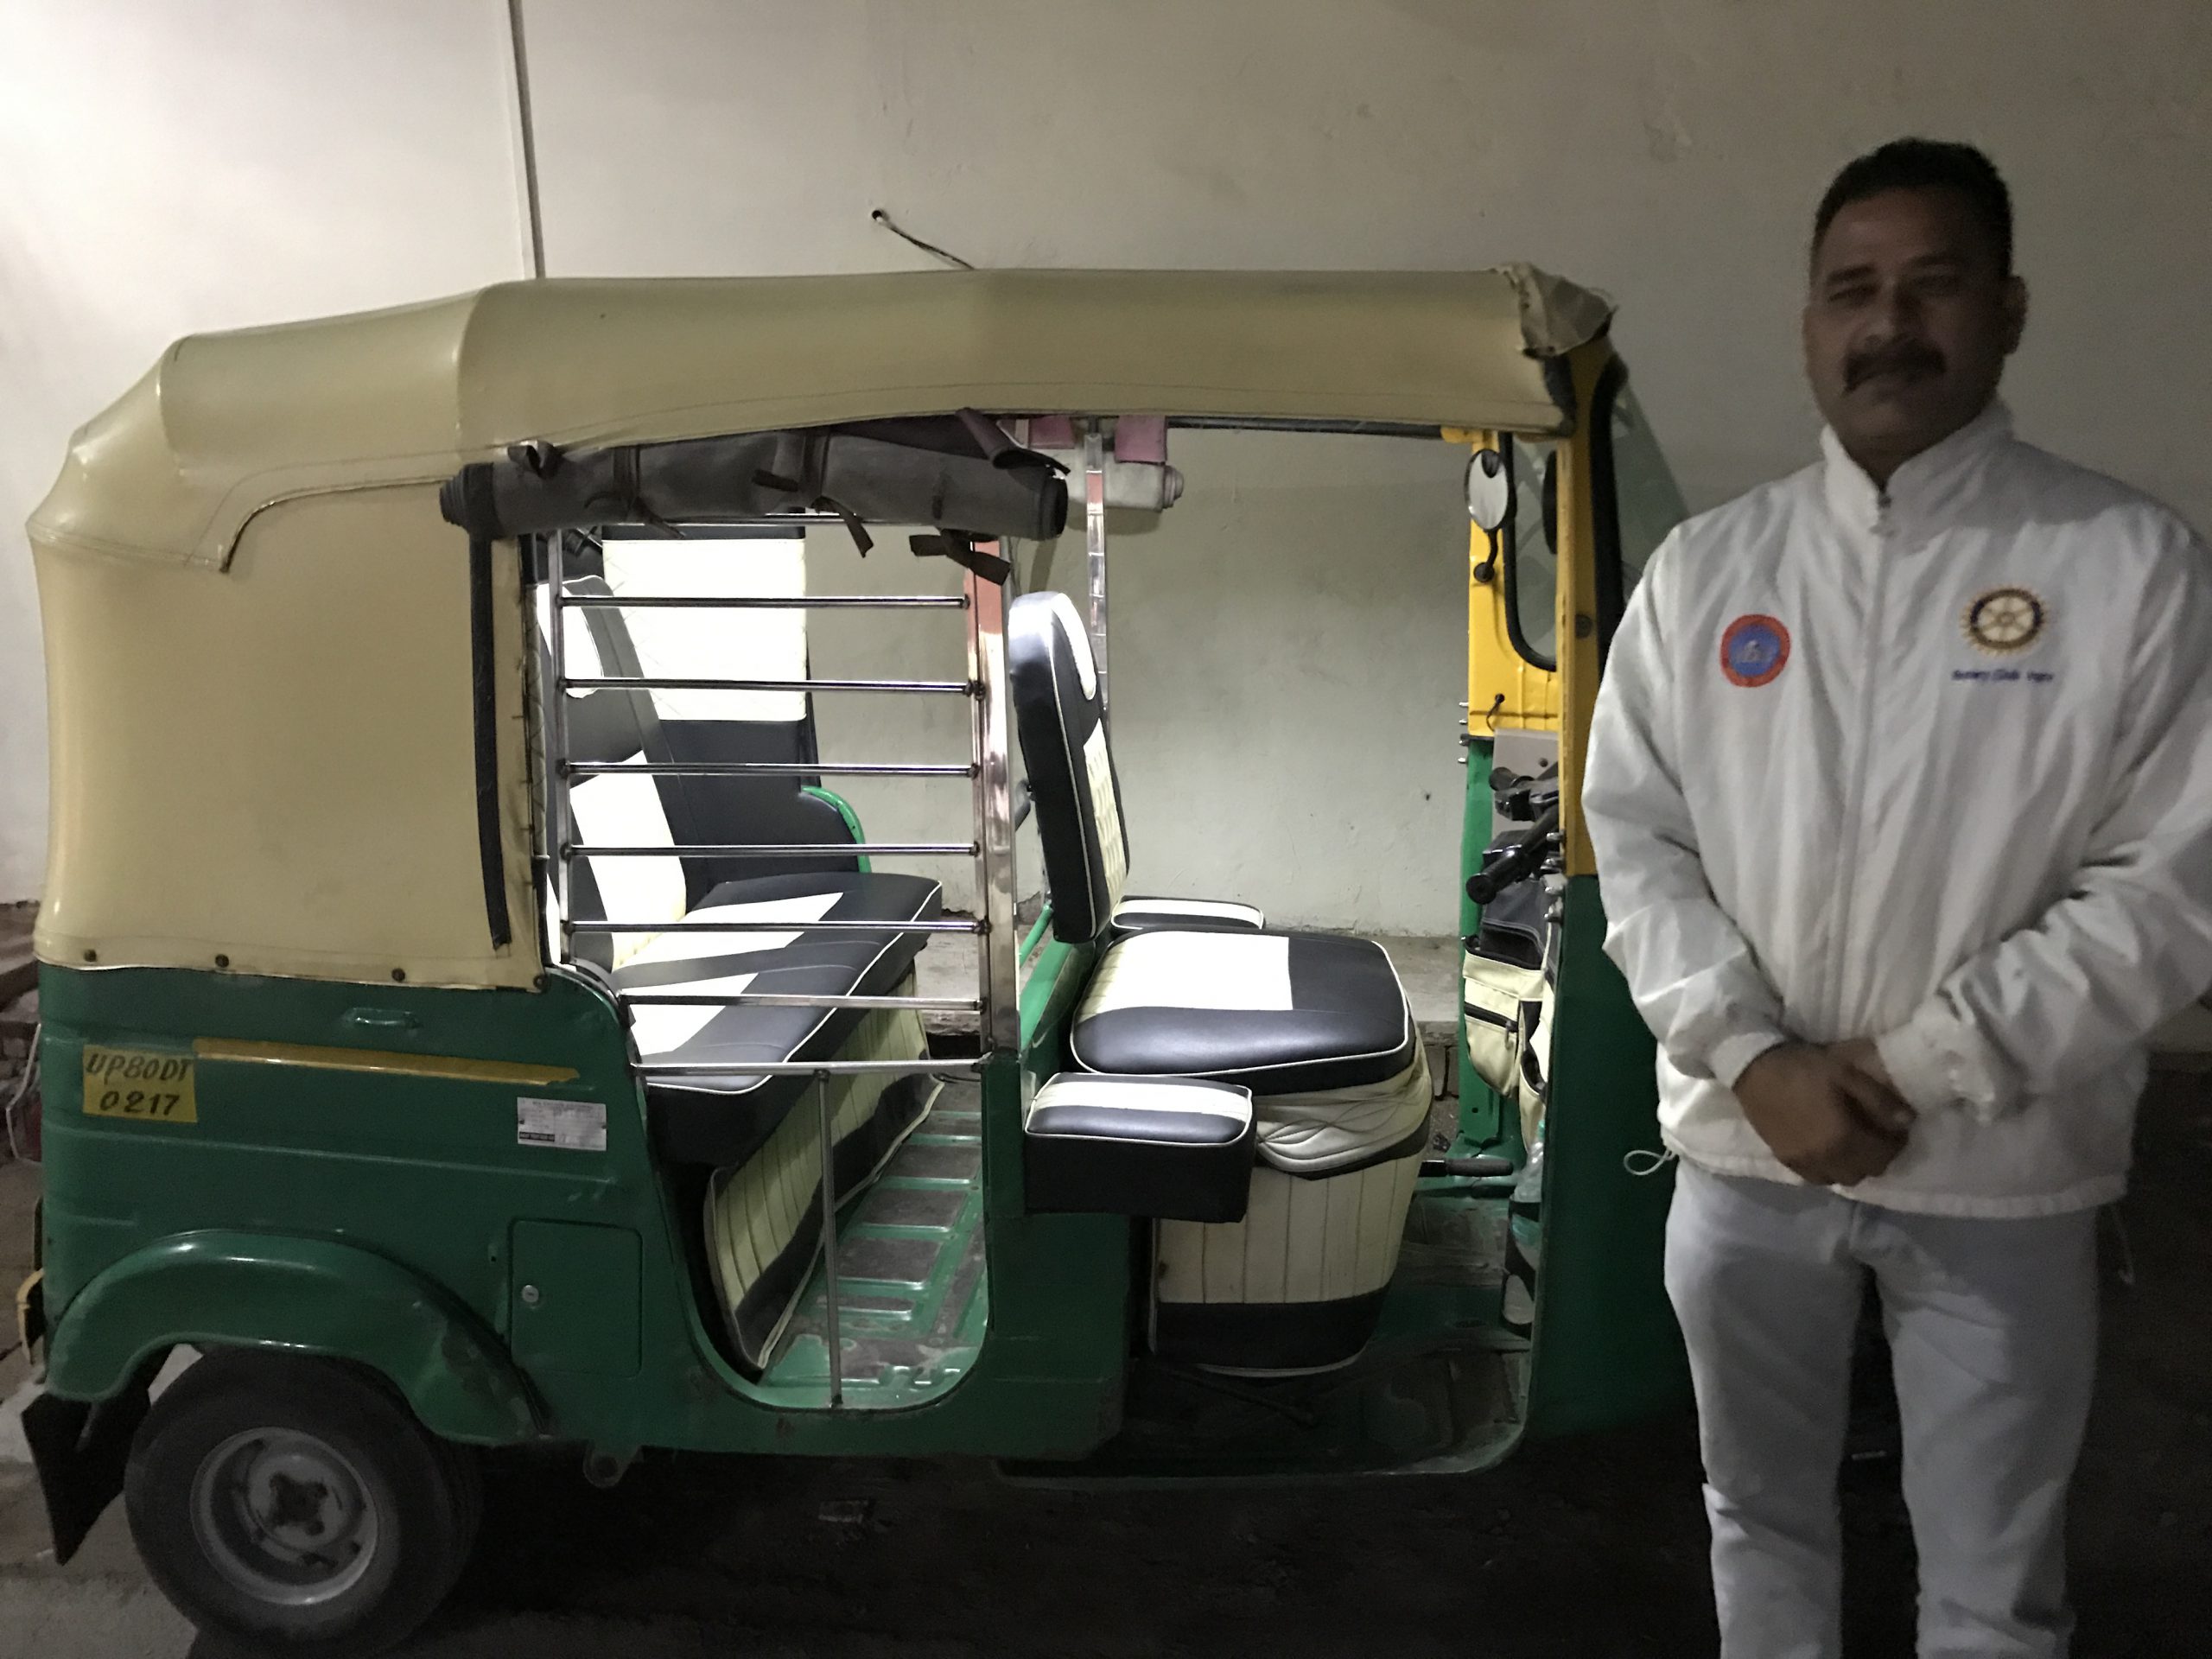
[1006,592,1130,944]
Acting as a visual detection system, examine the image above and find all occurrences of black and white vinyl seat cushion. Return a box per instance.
[1023,1074,1256,1223]
[1070,929,1415,1095]
[1079,937,1433,1373]
[617,870,945,1166]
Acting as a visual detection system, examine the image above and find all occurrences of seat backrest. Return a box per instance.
[539,560,863,963]
[540,575,687,967]
[1007,591,1129,943]
[591,535,863,893]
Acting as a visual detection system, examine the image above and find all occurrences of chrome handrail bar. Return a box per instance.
[561,594,968,610]
[564,674,975,695]
[636,1058,982,1077]
[567,841,976,859]
[622,991,981,1011]
[566,760,975,778]
[569,916,981,934]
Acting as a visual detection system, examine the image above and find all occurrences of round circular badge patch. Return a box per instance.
[1719,613,1791,687]
[1963,587,2047,654]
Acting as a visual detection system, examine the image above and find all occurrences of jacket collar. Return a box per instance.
[1821,399,2014,534]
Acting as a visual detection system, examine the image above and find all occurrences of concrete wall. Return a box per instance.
[4,0,2208,928]
[0,1,531,898]
[808,432,1471,924]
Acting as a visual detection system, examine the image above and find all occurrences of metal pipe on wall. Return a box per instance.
[502,0,546,280]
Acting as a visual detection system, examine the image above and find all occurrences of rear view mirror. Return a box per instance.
[1465,443,1514,533]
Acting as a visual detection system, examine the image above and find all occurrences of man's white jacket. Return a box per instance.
[1583,404,2212,1217]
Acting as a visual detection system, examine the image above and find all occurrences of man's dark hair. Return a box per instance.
[1812,139,2014,275]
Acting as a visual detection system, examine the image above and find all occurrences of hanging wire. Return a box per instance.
[869,209,976,270]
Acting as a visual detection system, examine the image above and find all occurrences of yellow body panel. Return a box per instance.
[1551,347,1612,877]
[194,1039,578,1085]
[80,1046,198,1124]
[1453,429,1562,737]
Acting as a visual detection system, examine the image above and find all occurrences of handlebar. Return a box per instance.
[1465,802,1561,906]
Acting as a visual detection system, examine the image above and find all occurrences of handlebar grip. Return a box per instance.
[1465,802,1562,906]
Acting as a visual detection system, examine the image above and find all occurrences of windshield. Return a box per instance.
[1500,375,1688,673]
[1503,437,1559,670]
[1607,382,1688,593]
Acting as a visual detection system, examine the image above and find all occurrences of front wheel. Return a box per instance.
[124,1351,480,1657]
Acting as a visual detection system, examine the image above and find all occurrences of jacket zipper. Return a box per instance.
[1825,497,1891,1033]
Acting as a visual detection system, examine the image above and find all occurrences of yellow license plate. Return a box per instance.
[80,1046,198,1124]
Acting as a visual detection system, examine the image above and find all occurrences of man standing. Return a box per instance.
[1583,139,2212,1657]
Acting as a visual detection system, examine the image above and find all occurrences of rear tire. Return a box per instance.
[124,1351,478,1657]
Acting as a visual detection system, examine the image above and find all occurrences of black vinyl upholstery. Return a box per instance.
[1109,896,1267,936]
[1007,592,1128,943]
[623,870,944,1166]
[1071,930,1415,1095]
[658,717,863,894]
[554,567,861,899]
[1022,1074,1255,1223]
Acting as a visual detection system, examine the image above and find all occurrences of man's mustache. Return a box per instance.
[1845,338,1947,391]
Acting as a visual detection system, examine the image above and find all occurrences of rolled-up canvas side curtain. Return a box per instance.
[437,414,1071,545]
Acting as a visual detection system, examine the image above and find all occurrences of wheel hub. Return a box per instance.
[192,1429,381,1607]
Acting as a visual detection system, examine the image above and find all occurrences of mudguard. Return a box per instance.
[25,1231,540,1560]
[42,1230,541,1442]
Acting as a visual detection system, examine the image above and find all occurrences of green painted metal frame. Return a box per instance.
[1520,878,1689,1437]
[800,785,872,872]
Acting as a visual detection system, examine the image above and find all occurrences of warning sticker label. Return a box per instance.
[516,1096,607,1152]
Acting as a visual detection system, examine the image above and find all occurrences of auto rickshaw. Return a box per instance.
[16,266,1691,1655]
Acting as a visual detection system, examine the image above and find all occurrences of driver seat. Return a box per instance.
[1007,593,1429,1372]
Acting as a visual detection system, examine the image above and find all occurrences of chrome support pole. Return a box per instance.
[815,1070,842,1408]
[1084,424,1109,718]
[545,531,573,931]
[502,0,545,281]
[967,562,1020,1052]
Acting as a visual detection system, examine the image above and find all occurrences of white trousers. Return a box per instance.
[1664,1161,2100,1659]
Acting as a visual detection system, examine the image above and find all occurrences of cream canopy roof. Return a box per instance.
[30,264,1614,571]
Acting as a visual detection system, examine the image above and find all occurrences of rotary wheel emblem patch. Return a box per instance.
[1964,587,2047,655]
